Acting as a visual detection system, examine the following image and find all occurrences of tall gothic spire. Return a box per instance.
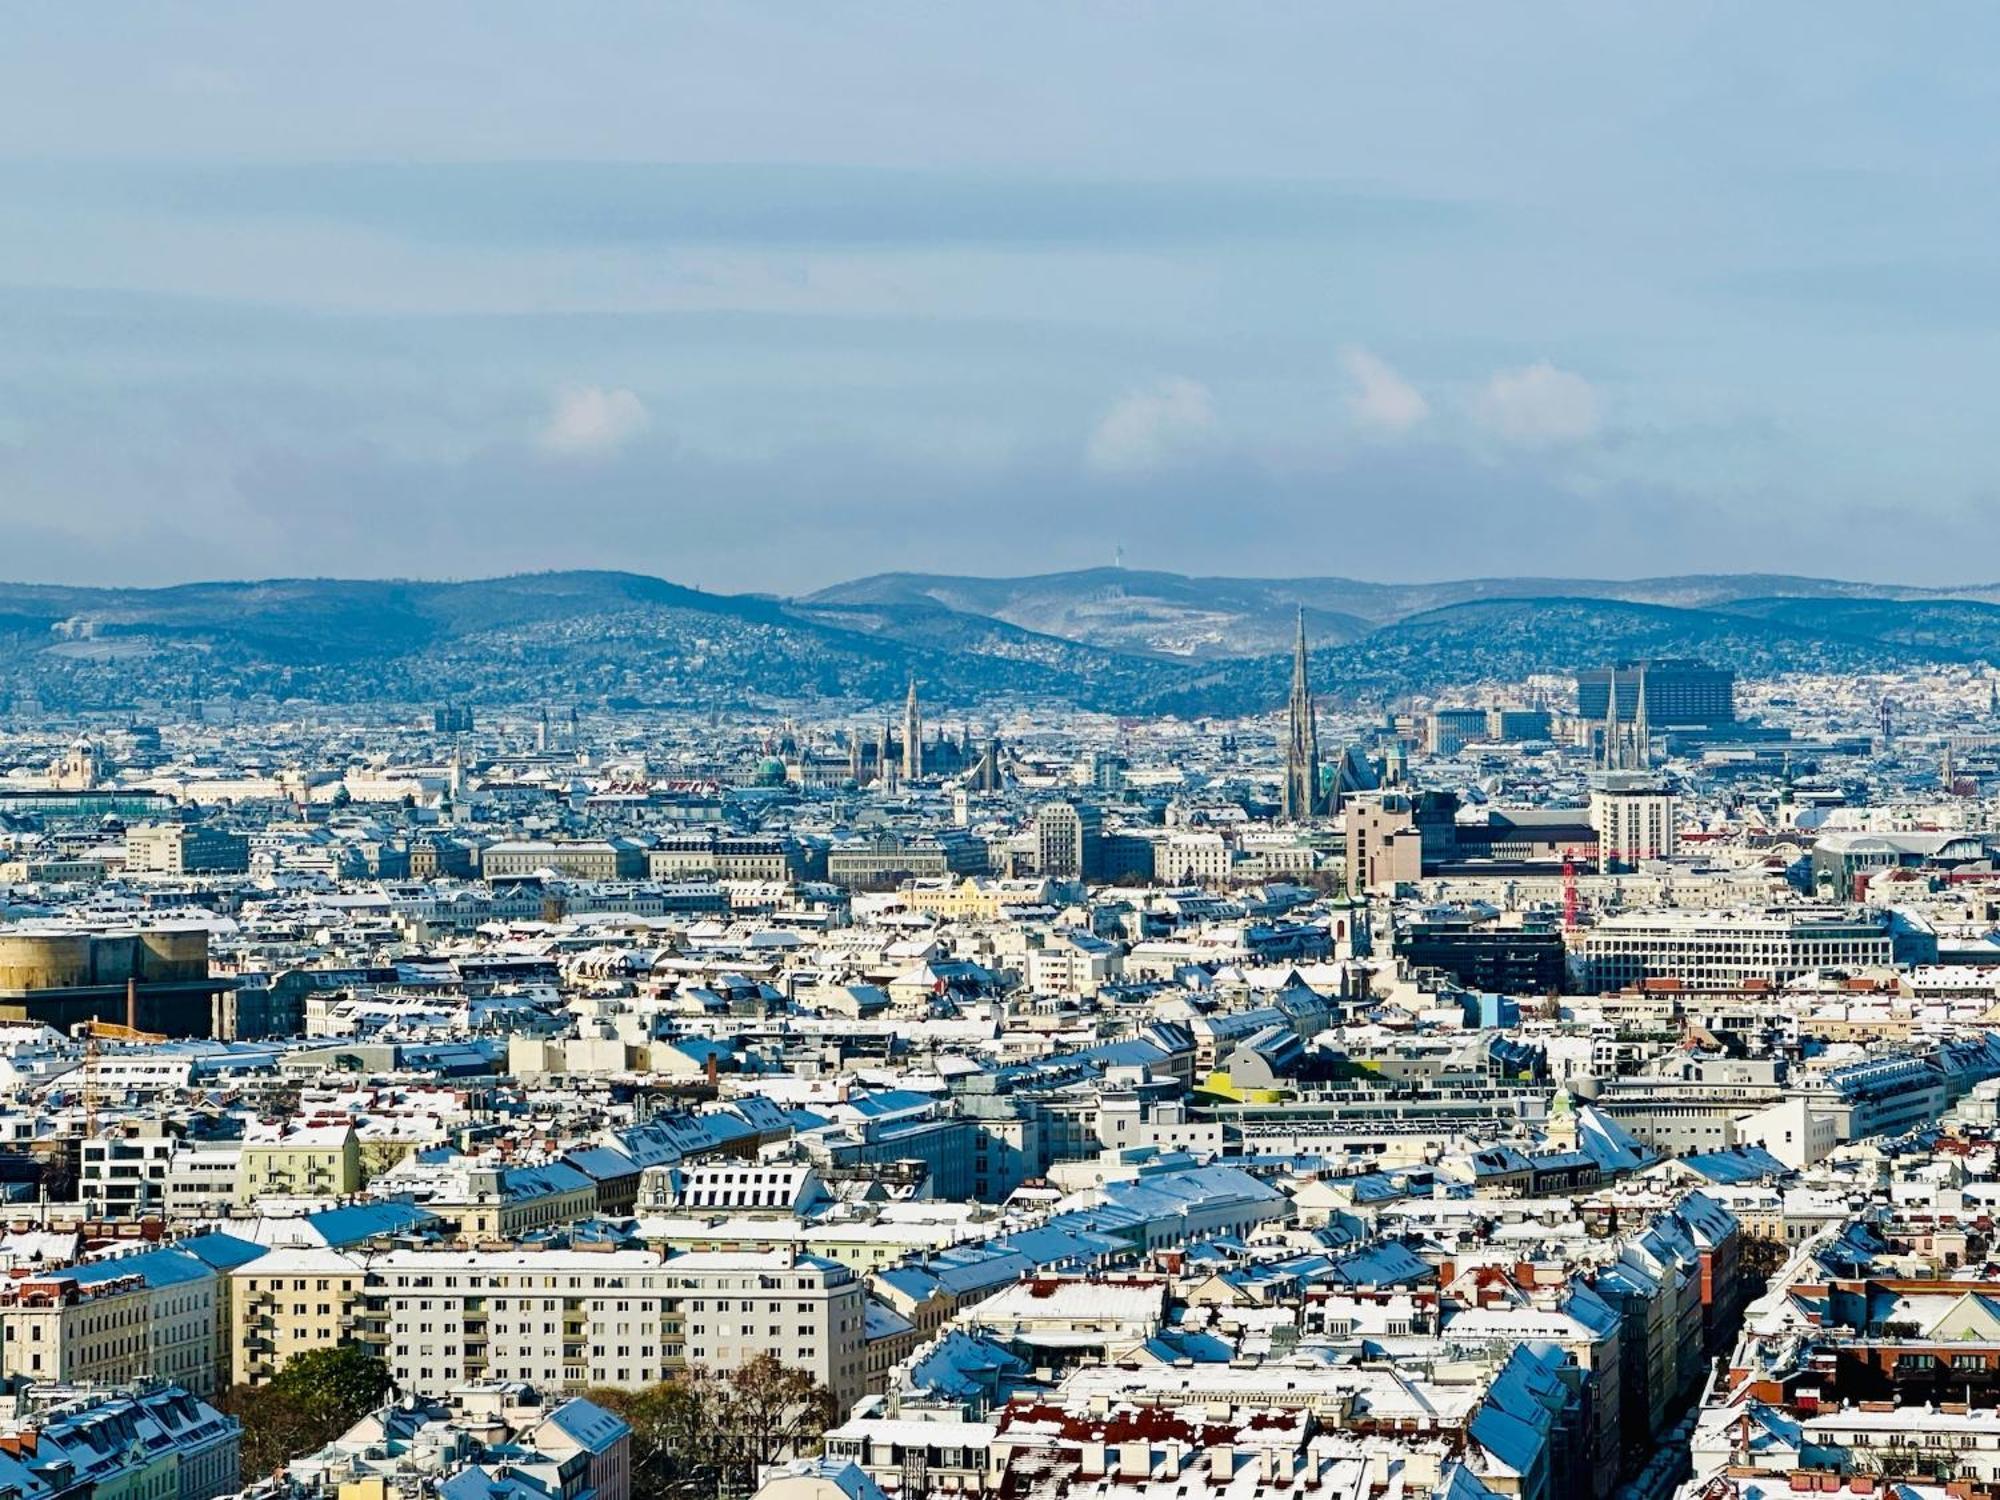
[1632,662,1650,769]
[1283,608,1321,821]
[1602,665,1622,771]
[902,677,922,782]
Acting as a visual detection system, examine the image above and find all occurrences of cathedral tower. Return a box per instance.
[1282,609,1321,821]
[902,678,922,782]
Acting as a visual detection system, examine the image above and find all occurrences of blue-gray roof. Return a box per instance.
[69,1247,213,1291]
[1325,1241,1435,1288]
[536,1397,630,1452]
[305,1200,442,1246]
[178,1232,269,1271]
[502,1162,595,1198]
[1678,1145,1788,1184]
[562,1145,640,1182]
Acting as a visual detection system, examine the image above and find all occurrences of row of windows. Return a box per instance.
[387,1272,832,1292]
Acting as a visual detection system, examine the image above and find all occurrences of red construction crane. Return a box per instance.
[1562,847,1579,932]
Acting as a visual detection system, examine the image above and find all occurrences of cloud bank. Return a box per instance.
[1341,347,1429,436]
[538,386,651,458]
[1473,362,1601,447]
[1086,378,1216,474]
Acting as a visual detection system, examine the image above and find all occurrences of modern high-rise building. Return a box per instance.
[1589,771,1677,872]
[1576,660,1735,725]
[1427,708,1490,755]
[1281,610,1322,821]
[1343,789,1460,893]
[124,822,251,875]
[1486,707,1554,742]
[1034,799,1103,880]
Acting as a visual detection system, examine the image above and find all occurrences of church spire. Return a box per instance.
[1632,662,1650,769]
[902,676,922,782]
[1602,665,1622,771]
[1283,608,1321,821]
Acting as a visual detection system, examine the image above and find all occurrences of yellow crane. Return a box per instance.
[76,982,167,1140]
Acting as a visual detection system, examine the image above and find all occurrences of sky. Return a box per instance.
[3,3,1999,593]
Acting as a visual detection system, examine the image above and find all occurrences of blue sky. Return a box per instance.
[2,3,1997,591]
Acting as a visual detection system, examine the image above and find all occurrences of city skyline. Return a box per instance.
[6,13,2000,1500]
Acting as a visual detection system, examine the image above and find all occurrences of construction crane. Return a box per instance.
[75,979,166,1139]
[1561,847,1580,932]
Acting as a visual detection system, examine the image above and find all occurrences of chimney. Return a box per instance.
[1209,1445,1234,1482]
[1078,1441,1106,1477]
[126,977,138,1031]
[1118,1441,1149,1479]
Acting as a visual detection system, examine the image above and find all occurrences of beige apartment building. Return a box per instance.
[408,1163,599,1241]
[235,1122,362,1205]
[230,1247,369,1386]
[481,839,647,881]
[124,823,250,876]
[0,1273,153,1386]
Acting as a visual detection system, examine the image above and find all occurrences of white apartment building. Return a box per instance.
[367,1246,867,1410]
[665,1165,826,1215]
[1158,832,1232,887]
[1574,909,1893,991]
[1026,930,1124,999]
[165,1141,244,1221]
[1802,1407,2000,1482]
[79,1123,177,1219]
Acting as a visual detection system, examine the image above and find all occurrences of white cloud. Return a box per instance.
[1472,361,1600,446]
[537,385,651,457]
[1086,377,1216,474]
[1340,346,1428,435]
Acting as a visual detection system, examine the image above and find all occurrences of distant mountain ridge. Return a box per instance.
[2,568,1998,716]
[810,566,2000,660]
[0,571,1179,713]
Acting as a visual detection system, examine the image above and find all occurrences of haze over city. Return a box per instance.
[7,4,2000,588]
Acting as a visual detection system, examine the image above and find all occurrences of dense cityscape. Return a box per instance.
[0,613,1994,1500]
[8,6,1995,1500]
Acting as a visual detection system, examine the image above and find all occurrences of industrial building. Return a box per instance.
[0,925,230,1036]
[1576,659,1736,725]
